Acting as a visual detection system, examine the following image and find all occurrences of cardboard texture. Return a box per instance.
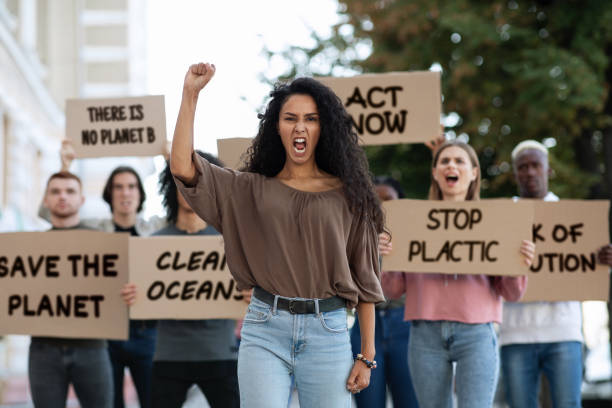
[382,199,534,276]
[0,230,129,339]
[66,95,166,158]
[217,137,252,169]
[521,200,610,302]
[317,71,441,145]
[129,235,247,319]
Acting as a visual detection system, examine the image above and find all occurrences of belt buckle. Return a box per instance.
[288,300,297,314]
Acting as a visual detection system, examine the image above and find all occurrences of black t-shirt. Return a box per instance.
[113,222,160,329]
[114,223,139,236]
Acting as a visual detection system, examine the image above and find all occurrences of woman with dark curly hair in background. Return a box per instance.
[170,62,385,408]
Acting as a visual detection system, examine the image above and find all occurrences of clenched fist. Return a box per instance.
[183,62,216,96]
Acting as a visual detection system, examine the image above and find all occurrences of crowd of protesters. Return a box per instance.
[21,63,612,408]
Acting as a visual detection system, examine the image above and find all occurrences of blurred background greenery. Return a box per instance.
[261,0,612,207]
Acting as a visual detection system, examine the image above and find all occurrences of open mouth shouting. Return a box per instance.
[293,137,307,156]
[445,174,459,187]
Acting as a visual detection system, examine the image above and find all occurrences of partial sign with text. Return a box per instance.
[382,199,534,276]
[317,72,441,145]
[521,200,610,302]
[66,95,166,158]
[0,231,129,339]
[129,235,247,320]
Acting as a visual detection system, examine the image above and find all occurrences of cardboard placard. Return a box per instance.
[66,95,166,158]
[0,231,129,339]
[317,72,441,145]
[217,137,252,169]
[129,236,247,319]
[521,200,610,302]
[382,199,534,275]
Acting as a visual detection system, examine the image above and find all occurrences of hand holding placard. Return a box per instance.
[378,233,392,256]
[520,240,536,267]
[60,140,76,171]
[121,283,137,306]
[382,199,534,276]
[597,244,612,266]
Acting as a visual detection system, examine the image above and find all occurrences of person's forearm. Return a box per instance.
[170,89,199,183]
[60,159,71,172]
[356,302,376,360]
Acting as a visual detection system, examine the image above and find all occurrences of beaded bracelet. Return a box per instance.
[355,353,377,369]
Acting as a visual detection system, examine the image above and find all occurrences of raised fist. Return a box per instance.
[183,62,216,95]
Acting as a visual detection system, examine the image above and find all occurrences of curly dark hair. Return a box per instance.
[159,150,223,223]
[241,77,384,233]
[102,166,146,213]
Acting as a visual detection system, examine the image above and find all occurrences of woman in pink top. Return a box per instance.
[382,140,534,408]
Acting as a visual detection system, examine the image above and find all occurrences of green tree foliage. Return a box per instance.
[262,0,612,199]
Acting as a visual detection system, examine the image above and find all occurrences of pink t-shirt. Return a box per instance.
[382,272,527,324]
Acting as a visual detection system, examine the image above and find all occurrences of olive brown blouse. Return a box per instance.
[174,152,384,308]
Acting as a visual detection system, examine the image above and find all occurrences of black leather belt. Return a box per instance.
[253,287,346,314]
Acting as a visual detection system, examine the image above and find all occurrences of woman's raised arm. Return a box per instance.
[170,62,216,184]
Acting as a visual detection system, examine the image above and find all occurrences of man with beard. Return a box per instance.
[45,140,166,408]
[28,171,113,408]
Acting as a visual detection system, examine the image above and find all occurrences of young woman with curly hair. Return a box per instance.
[170,62,385,408]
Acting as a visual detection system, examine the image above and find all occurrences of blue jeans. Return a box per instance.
[350,307,418,408]
[501,341,582,408]
[238,294,353,408]
[409,320,499,408]
[28,341,113,408]
[108,322,156,408]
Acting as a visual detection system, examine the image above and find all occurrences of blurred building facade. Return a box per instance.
[0,0,151,404]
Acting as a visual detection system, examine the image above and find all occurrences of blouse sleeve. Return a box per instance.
[492,275,528,302]
[173,152,250,233]
[347,215,385,304]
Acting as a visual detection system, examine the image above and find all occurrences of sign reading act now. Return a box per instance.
[317,71,441,145]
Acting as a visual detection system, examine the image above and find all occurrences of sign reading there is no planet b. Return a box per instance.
[317,71,441,145]
[66,95,167,158]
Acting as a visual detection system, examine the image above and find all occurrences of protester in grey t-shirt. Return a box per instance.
[30,171,113,408]
[121,152,238,408]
